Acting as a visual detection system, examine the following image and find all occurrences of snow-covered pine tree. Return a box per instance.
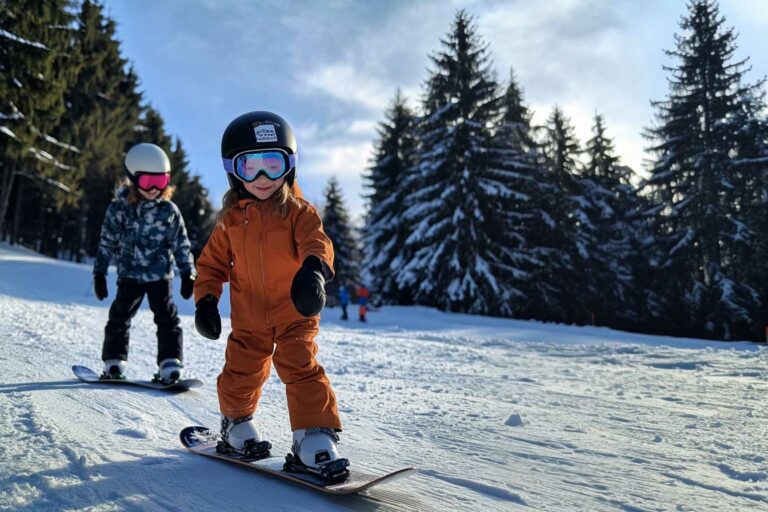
[730,90,768,338]
[132,107,173,154]
[362,89,417,304]
[643,0,765,340]
[397,10,506,315]
[486,68,543,316]
[580,113,641,328]
[532,106,587,323]
[169,139,216,257]
[0,0,81,245]
[322,176,361,292]
[54,0,142,259]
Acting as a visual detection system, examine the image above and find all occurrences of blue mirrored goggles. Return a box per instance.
[222,149,297,182]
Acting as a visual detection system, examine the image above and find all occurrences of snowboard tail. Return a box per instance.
[72,365,202,391]
[179,426,417,495]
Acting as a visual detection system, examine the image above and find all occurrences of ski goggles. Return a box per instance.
[222,149,296,183]
[135,172,171,191]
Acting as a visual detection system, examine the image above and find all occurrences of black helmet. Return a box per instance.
[221,111,298,190]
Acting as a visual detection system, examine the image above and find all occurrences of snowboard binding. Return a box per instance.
[283,452,350,484]
[100,359,126,380]
[153,358,182,384]
[216,438,272,461]
[99,372,126,381]
[151,373,178,386]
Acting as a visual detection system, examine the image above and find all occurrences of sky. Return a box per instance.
[103,0,768,221]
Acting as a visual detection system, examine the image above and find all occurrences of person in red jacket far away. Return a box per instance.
[356,284,369,322]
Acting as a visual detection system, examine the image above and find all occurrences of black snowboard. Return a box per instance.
[179,426,417,495]
[72,365,202,391]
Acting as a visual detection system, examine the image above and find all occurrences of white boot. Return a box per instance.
[102,359,126,379]
[292,428,342,468]
[220,415,271,458]
[157,358,183,382]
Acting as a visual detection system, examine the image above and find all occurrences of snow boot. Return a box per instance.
[285,428,349,483]
[101,359,126,380]
[218,415,271,459]
[153,358,183,383]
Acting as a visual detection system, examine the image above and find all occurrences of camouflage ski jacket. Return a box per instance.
[93,187,196,282]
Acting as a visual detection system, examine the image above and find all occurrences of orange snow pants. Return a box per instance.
[217,317,342,431]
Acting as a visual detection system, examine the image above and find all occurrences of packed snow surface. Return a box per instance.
[0,243,766,511]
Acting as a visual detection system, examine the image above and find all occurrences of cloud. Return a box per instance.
[303,142,373,179]
[298,63,392,112]
[348,119,378,135]
[298,141,373,216]
[723,0,768,24]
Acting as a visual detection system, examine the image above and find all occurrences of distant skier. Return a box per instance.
[93,143,196,383]
[193,111,348,481]
[338,285,349,320]
[356,284,369,322]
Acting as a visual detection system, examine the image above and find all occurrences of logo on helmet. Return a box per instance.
[253,122,279,143]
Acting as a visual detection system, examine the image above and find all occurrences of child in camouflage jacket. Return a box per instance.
[93,143,196,382]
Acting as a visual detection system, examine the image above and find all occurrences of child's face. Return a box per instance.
[243,174,285,200]
[138,187,161,200]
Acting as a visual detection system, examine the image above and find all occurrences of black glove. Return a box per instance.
[93,273,108,301]
[180,272,195,300]
[291,256,328,317]
[195,294,221,340]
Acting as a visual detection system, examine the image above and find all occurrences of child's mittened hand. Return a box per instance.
[93,274,108,301]
[180,273,195,300]
[291,256,327,317]
[195,294,221,340]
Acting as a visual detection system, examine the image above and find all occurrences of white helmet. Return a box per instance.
[125,143,171,176]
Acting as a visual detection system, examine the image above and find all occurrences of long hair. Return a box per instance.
[216,181,298,226]
[121,178,175,204]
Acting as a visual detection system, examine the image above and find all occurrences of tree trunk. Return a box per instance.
[11,178,25,245]
[0,165,17,236]
[76,197,88,262]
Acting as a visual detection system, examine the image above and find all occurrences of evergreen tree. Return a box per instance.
[643,0,766,339]
[528,106,586,323]
[397,10,506,315]
[0,0,81,249]
[362,89,417,304]
[583,114,632,185]
[133,106,173,153]
[0,2,215,263]
[732,90,768,337]
[169,138,215,257]
[581,113,641,327]
[322,176,360,290]
[486,68,543,316]
[55,0,142,259]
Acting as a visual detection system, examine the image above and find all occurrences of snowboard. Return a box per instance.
[179,426,417,495]
[72,365,203,391]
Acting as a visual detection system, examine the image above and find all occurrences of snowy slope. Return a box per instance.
[0,242,766,511]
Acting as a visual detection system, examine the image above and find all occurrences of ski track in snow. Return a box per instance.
[0,243,767,511]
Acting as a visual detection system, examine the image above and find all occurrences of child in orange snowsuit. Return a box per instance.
[356,284,369,322]
[193,111,345,474]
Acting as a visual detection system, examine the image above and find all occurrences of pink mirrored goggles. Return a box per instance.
[135,172,171,191]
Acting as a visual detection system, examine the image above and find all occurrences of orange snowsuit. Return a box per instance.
[194,194,342,431]
[356,285,369,320]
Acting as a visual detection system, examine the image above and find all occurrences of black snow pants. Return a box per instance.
[102,278,182,365]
